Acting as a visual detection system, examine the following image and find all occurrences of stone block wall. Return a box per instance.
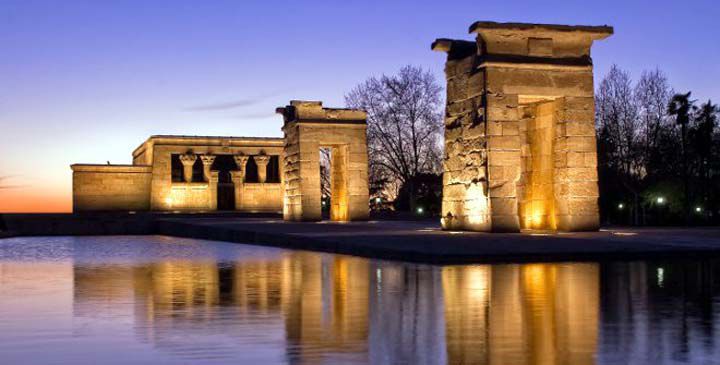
[279,101,369,222]
[166,181,217,211]
[441,53,492,231]
[145,137,283,211]
[433,21,611,232]
[72,165,152,211]
[237,183,283,212]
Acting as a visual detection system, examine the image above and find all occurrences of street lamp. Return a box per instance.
[416,207,424,214]
[617,203,624,210]
[656,197,665,204]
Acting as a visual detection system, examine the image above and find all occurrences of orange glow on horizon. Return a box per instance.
[0,189,71,213]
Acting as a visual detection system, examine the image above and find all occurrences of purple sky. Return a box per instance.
[1,0,718,211]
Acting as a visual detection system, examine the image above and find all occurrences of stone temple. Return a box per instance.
[433,21,612,232]
[72,101,369,222]
[72,20,611,231]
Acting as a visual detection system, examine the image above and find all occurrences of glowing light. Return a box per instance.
[657,267,664,287]
[375,197,382,203]
[656,197,665,204]
[618,203,624,209]
[321,201,326,206]
[695,206,702,212]
[612,232,637,236]
[416,207,424,214]
[165,197,173,206]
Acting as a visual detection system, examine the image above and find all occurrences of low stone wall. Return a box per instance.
[238,183,282,212]
[166,182,216,211]
[72,164,152,211]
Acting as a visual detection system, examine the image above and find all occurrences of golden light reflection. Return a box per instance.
[68,252,599,364]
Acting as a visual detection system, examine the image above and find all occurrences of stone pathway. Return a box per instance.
[155,217,720,264]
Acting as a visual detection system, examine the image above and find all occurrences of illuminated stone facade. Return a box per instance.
[433,21,612,232]
[72,135,285,212]
[71,101,370,220]
[278,101,370,221]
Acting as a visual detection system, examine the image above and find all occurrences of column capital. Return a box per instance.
[200,155,216,165]
[253,154,271,183]
[179,154,197,166]
[233,155,249,168]
[179,154,196,182]
[253,154,271,166]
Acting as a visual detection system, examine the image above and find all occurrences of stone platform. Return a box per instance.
[3,214,720,264]
[154,218,720,263]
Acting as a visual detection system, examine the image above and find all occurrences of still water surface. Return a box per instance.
[1,236,719,365]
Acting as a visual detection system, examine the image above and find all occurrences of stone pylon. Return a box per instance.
[432,21,612,232]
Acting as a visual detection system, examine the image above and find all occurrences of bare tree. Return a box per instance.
[634,69,674,176]
[596,65,643,223]
[345,65,443,210]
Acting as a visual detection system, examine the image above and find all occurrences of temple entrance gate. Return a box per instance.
[278,101,369,222]
[433,21,613,232]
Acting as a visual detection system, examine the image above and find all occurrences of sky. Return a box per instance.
[1,0,718,212]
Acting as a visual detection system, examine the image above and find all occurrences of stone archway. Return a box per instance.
[278,101,369,222]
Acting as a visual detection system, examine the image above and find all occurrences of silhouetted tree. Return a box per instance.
[596,65,643,224]
[690,101,719,210]
[668,92,696,222]
[345,65,443,211]
[635,69,674,177]
[394,173,442,215]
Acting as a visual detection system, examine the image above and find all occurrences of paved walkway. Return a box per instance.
[155,217,720,264]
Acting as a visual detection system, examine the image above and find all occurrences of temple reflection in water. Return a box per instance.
[71,251,601,364]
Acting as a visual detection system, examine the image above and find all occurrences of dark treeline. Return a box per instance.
[597,65,720,225]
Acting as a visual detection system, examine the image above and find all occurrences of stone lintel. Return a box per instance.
[469,21,613,37]
[467,20,613,60]
[277,100,366,126]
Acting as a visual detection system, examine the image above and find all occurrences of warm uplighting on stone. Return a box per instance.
[277,101,370,222]
[71,136,284,212]
[433,21,613,232]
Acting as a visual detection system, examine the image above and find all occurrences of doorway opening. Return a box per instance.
[519,99,558,230]
[212,155,236,211]
[319,145,349,221]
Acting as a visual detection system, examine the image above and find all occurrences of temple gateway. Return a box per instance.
[72,21,611,231]
[433,21,612,232]
[72,101,370,222]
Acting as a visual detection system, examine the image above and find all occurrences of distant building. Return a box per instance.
[72,135,284,212]
[71,101,370,220]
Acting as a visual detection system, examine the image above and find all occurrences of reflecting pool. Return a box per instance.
[1,236,719,364]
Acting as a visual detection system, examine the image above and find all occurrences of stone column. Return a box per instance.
[233,155,249,179]
[232,155,249,209]
[179,154,197,182]
[208,170,219,210]
[200,155,216,182]
[253,154,271,183]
